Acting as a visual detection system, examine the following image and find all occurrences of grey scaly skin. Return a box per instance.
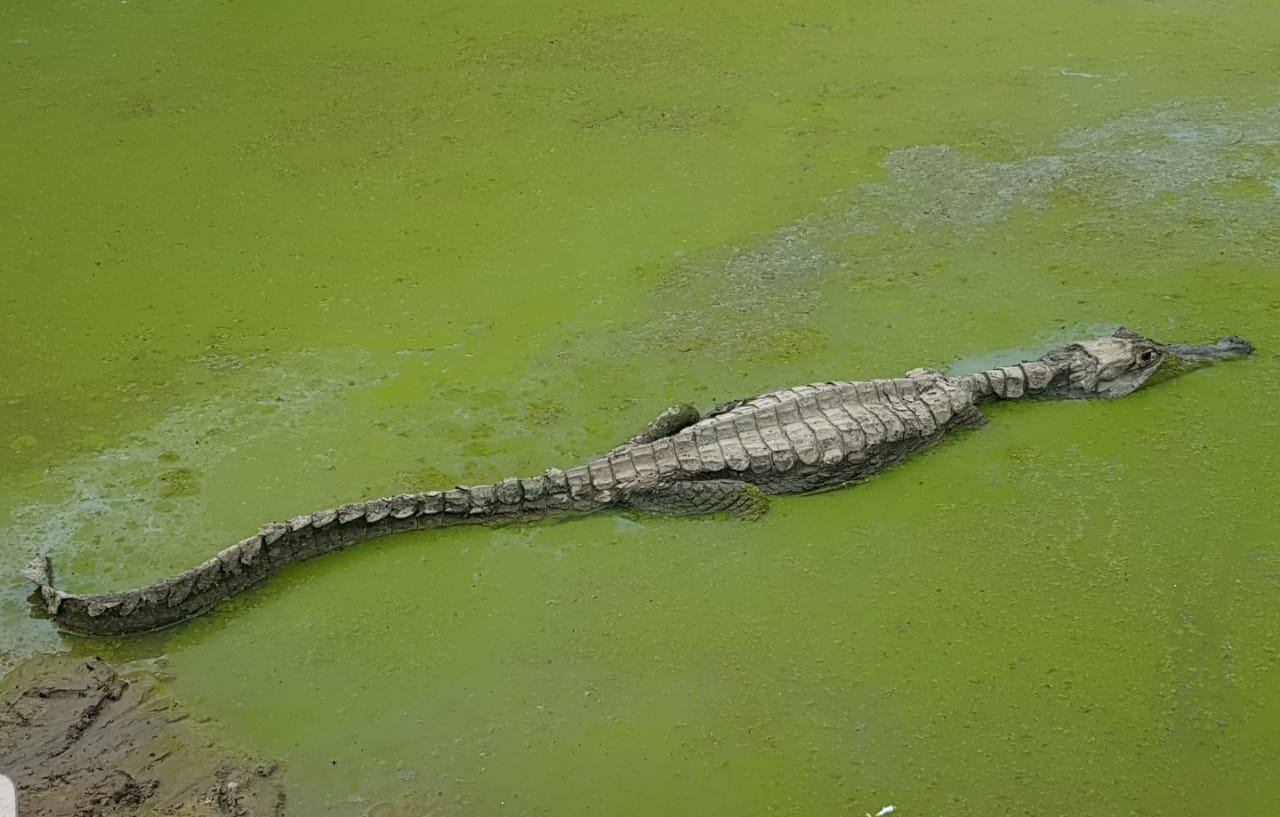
[24,328,1253,636]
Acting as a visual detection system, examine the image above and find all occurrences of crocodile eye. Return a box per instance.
[1138,348,1158,365]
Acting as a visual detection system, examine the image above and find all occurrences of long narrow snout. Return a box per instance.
[1148,334,1254,385]
[1157,335,1254,362]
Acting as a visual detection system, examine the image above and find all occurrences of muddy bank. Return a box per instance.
[0,653,285,817]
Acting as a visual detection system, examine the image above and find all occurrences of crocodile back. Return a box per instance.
[595,375,983,495]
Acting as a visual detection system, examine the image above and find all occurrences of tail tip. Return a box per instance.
[21,554,53,585]
[22,555,64,615]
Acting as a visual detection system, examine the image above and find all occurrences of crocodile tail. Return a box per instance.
[24,467,605,638]
[22,555,65,616]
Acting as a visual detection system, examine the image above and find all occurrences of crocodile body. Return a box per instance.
[25,328,1252,636]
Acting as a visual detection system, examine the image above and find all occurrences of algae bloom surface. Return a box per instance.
[2,1,1278,814]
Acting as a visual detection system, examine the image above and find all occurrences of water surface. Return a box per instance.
[2,1,1278,814]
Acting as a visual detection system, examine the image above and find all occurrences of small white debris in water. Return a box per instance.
[875,807,896,817]
[1056,66,1100,78]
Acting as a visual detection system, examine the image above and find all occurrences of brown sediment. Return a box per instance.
[0,653,285,817]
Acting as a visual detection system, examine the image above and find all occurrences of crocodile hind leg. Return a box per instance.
[623,404,701,445]
[619,479,770,519]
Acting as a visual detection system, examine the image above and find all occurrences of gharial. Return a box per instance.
[25,327,1253,636]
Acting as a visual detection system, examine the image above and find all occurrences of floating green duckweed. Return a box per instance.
[2,1,1278,815]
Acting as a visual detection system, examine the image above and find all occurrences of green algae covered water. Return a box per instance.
[3,0,1280,813]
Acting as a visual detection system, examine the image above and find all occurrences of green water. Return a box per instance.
[3,0,1279,814]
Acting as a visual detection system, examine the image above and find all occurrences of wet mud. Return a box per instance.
[0,654,285,817]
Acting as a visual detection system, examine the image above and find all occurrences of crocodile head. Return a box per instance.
[1042,327,1253,399]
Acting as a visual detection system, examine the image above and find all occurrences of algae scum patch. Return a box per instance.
[0,350,419,668]
[613,98,1280,386]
